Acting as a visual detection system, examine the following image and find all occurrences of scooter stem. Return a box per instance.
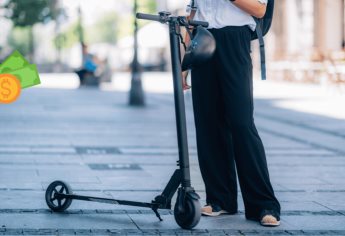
[169,20,192,188]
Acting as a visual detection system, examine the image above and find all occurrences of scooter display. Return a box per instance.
[45,11,210,230]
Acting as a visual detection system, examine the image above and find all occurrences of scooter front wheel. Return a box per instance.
[174,191,201,229]
[45,180,73,212]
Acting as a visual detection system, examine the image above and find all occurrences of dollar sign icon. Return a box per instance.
[1,78,11,99]
[0,74,21,104]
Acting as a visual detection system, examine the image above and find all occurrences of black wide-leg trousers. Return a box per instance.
[191,26,280,220]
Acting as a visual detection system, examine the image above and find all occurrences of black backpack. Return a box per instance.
[252,0,275,80]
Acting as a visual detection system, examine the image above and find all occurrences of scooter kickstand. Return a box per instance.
[152,207,163,221]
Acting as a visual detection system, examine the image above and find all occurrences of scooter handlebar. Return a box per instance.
[136,13,209,28]
[136,13,161,22]
[188,20,209,28]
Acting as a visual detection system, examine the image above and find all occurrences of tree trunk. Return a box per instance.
[28,26,35,62]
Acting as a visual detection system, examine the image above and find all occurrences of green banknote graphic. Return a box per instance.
[7,64,41,89]
[0,50,30,73]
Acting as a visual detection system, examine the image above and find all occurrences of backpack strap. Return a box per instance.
[254,19,266,81]
[184,0,197,46]
[189,0,197,19]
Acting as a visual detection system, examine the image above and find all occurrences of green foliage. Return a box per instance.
[53,22,80,49]
[139,0,157,14]
[117,0,157,39]
[3,0,60,27]
[117,15,133,39]
[3,0,63,59]
[55,12,119,49]
[4,0,157,53]
[54,33,66,50]
[7,27,31,55]
[87,12,118,44]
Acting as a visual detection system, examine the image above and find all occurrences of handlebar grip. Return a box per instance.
[136,12,209,28]
[188,20,209,28]
[136,13,161,22]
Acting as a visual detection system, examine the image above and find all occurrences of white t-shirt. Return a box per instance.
[187,0,268,31]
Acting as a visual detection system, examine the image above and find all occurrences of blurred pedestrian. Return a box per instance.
[75,43,99,85]
[185,0,281,227]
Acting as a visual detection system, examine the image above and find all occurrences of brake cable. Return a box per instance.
[177,17,194,51]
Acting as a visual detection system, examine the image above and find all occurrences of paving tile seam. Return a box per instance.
[1,228,345,235]
[0,209,344,216]
[255,113,345,139]
[258,127,345,155]
[4,162,344,167]
[0,145,330,151]
[4,188,345,192]
[0,145,186,149]
[0,145,318,151]
[1,161,343,166]
[313,201,345,217]
[0,153,339,158]
[0,152,204,156]
[150,95,345,139]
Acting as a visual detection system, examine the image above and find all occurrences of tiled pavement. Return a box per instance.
[0,77,345,235]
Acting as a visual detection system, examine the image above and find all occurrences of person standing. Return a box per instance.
[185,0,281,226]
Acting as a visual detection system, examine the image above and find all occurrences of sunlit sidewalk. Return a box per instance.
[38,71,345,120]
[0,73,344,235]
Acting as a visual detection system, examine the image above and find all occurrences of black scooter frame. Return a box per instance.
[50,11,209,222]
[55,169,182,220]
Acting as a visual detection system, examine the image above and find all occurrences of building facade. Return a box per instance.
[272,0,345,59]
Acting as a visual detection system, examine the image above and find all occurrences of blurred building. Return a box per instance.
[314,0,345,53]
[272,0,345,59]
[265,0,345,83]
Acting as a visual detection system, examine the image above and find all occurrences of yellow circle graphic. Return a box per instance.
[0,74,21,104]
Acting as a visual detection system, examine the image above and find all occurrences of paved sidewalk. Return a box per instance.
[0,74,345,235]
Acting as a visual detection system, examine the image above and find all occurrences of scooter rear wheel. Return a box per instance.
[45,180,73,212]
[174,194,201,229]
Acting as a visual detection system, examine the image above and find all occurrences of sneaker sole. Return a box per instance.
[260,221,281,227]
[202,210,229,217]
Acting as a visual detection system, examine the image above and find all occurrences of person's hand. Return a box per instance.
[182,70,191,90]
[181,17,192,91]
[180,13,196,91]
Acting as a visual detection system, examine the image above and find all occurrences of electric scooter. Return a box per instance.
[45,11,209,230]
